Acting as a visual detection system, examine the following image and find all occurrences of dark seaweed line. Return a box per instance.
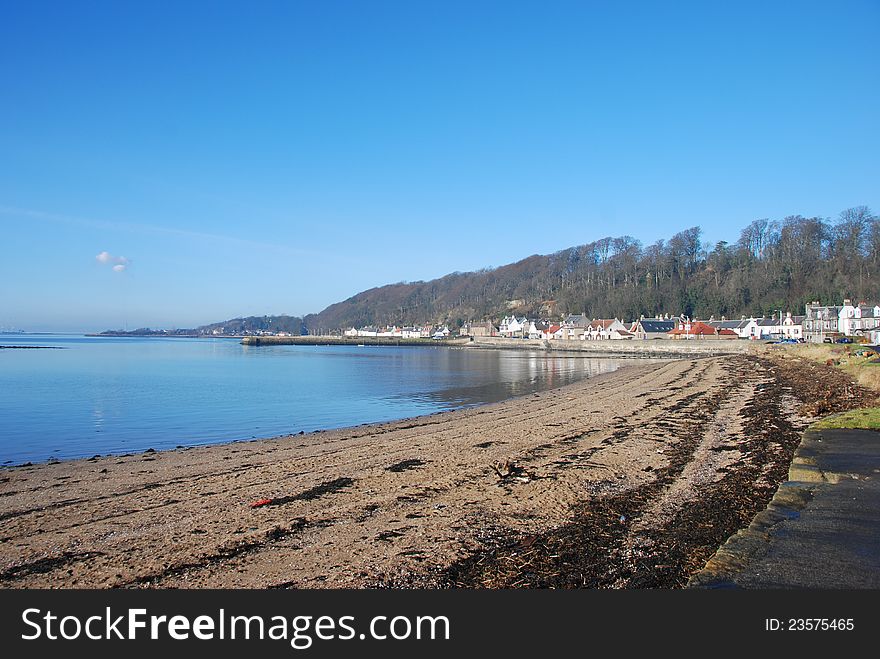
[0,551,105,583]
[434,354,876,589]
[435,372,733,588]
[118,518,322,587]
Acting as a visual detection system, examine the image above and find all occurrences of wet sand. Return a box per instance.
[0,351,873,588]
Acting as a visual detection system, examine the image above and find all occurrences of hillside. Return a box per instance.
[196,315,305,336]
[301,207,878,332]
[120,206,877,336]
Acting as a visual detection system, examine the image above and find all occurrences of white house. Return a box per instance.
[499,315,528,338]
[738,317,778,339]
[527,320,550,339]
[584,318,628,340]
[737,313,802,340]
[543,324,564,340]
[782,313,804,340]
[838,301,880,336]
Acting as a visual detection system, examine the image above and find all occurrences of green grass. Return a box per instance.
[812,407,880,430]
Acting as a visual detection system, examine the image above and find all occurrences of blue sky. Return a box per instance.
[1,1,877,332]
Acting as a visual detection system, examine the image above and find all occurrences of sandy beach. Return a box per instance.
[0,349,874,589]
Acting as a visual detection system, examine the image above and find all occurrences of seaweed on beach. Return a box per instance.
[0,551,105,583]
[271,477,355,504]
[386,459,425,473]
[432,354,879,589]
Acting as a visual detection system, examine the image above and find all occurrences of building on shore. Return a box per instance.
[460,321,498,337]
[630,318,676,339]
[782,313,805,340]
[707,318,753,338]
[667,320,736,339]
[543,323,563,340]
[499,315,529,338]
[801,299,880,341]
[838,301,880,337]
[528,320,550,339]
[560,314,589,340]
[803,302,845,342]
[584,318,629,340]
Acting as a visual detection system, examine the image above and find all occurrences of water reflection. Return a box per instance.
[0,336,653,464]
[383,351,624,408]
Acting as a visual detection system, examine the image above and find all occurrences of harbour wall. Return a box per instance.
[239,336,470,347]
[241,334,756,356]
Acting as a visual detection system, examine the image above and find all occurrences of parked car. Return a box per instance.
[836,337,853,344]
[823,337,834,343]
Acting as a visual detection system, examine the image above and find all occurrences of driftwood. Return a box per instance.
[491,459,532,483]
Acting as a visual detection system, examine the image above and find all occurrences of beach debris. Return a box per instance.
[491,459,532,483]
[248,477,356,509]
[386,459,426,472]
[377,527,411,542]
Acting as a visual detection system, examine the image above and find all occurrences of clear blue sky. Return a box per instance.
[1,0,877,332]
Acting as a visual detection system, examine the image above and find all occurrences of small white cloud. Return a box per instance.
[96,251,130,272]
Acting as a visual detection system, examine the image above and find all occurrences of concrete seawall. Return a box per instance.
[689,427,880,588]
[240,336,471,347]
[241,334,756,356]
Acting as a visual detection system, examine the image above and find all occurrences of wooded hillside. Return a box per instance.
[301,206,878,331]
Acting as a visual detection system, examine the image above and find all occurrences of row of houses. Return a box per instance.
[459,300,880,343]
[804,300,880,340]
[336,300,878,344]
[343,325,451,339]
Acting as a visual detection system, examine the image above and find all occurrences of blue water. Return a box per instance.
[0,335,622,465]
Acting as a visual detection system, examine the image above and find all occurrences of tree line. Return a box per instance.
[295,206,879,331]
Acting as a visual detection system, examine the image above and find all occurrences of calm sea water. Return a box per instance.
[0,335,623,465]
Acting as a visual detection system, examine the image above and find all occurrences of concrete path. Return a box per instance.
[689,428,880,588]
